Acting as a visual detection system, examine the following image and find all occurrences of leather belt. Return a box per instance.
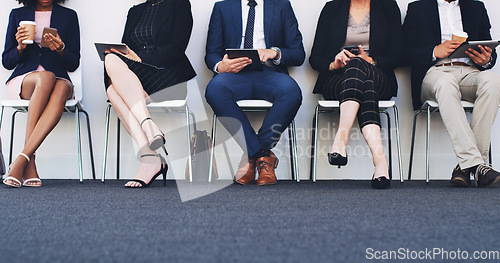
[435,62,469,67]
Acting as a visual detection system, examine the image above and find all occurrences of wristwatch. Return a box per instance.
[270,47,281,60]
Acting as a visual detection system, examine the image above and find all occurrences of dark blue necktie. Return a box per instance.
[244,0,257,49]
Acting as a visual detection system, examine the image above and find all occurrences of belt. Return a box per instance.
[435,62,469,67]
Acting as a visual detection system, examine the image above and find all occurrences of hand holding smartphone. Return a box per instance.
[40,27,58,48]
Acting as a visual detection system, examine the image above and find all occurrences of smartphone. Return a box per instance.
[343,45,360,55]
[40,27,58,48]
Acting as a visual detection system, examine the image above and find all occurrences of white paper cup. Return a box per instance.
[452,31,468,43]
[19,21,36,44]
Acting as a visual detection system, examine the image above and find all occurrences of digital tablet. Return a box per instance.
[94,43,128,61]
[225,49,263,72]
[448,40,500,59]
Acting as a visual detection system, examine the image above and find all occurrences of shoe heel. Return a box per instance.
[274,158,279,168]
[162,146,168,156]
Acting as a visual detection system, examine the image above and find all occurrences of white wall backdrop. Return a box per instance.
[0,0,499,181]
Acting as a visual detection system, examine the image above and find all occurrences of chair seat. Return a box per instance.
[1,99,79,110]
[318,100,395,109]
[423,100,474,109]
[237,100,273,108]
[147,99,187,109]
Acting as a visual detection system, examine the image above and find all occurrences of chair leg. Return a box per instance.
[208,114,217,183]
[311,105,319,182]
[116,118,121,180]
[291,120,299,183]
[381,111,392,180]
[101,104,111,183]
[9,110,22,165]
[426,106,431,183]
[288,125,295,181]
[408,110,420,181]
[0,106,4,131]
[75,107,83,183]
[185,106,193,183]
[489,144,493,166]
[82,110,96,180]
[393,105,404,183]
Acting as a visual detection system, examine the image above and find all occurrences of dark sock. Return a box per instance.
[251,148,271,159]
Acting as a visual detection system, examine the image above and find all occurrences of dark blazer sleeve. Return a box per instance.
[55,8,80,72]
[205,2,224,72]
[309,3,336,73]
[475,1,496,70]
[278,1,305,67]
[142,0,193,66]
[402,2,438,67]
[372,0,402,72]
[2,9,24,70]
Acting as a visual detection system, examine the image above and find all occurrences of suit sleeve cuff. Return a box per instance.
[213,61,222,74]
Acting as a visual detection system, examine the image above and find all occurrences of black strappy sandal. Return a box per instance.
[140,117,166,151]
[125,154,168,188]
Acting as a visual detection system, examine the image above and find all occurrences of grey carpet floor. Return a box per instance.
[1,180,500,263]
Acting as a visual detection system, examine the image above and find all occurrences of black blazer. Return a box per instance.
[402,0,497,110]
[122,0,196,80]
[309,0,402,95]
[2,4,80,83]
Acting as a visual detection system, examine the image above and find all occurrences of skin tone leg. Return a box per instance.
[5,76,72,186]
[331,101,360,156]
[105,70,162,188]
[361,124,390,180]
[104,54,161,144]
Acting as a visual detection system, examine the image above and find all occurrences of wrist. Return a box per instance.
[270,47,281,60]
[56,42,65,53]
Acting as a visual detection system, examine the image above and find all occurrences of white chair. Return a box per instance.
[101,82,194,182]
[310,99,403,183]
[208,100,300,183]
[0,67,96,183]
[407,100,492,183]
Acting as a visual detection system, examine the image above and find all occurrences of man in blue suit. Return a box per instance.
[403,0,500,187]
[205,0,304,186]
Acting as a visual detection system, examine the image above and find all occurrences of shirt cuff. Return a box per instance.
[432,46,437,61]
[482,57,493,69]
[213,61,222,74]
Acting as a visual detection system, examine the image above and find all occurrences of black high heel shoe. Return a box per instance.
[328,152,348,168]
[141,117,166,151]
[125,154,168,188]
[371,174,391,189]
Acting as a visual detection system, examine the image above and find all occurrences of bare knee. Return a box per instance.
[51,80,73,102]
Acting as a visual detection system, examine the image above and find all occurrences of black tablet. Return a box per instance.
[225,49,263,72]
[94,43,128,61]
[448,40,500,59]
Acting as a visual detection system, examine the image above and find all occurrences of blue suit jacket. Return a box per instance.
[2,4,80,84]
[205,0,305,74]
[403,0,497,110]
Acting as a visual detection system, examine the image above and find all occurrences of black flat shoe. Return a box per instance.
[371,175,391,189]
[125,154,168,188]
[328,152,348,168]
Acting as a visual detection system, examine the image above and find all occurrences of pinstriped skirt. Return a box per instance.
[105,53,187,97]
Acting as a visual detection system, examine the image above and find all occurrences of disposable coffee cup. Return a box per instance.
[452,31,468,43]
[19,21,36,44]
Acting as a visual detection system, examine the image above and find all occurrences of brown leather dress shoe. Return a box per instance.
[256,151,279,186]
[234,155,256,185]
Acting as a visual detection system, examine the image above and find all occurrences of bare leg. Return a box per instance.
[19,72,60,186]
[104,54,161,143]
[361,124,389,179]
[331,101,360,156]
[107,85,161,188]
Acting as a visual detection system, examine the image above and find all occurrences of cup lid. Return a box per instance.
[19,21,36,25]
[453,31,468,38]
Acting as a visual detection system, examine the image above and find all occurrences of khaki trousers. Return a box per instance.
[421,65,500,169]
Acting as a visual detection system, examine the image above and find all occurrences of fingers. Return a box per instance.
[343,49,355,58]
[358,45,367,55]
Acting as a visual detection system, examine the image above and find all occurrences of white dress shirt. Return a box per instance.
[433,0,472,65]
[241,0,266,49]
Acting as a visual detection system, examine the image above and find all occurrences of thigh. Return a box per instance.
[421,66,460,102]
[20,71,56,100]
[321,72,345,100]
[459,67,500,102]
[206,72,253,101]
[252,70,302,102]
